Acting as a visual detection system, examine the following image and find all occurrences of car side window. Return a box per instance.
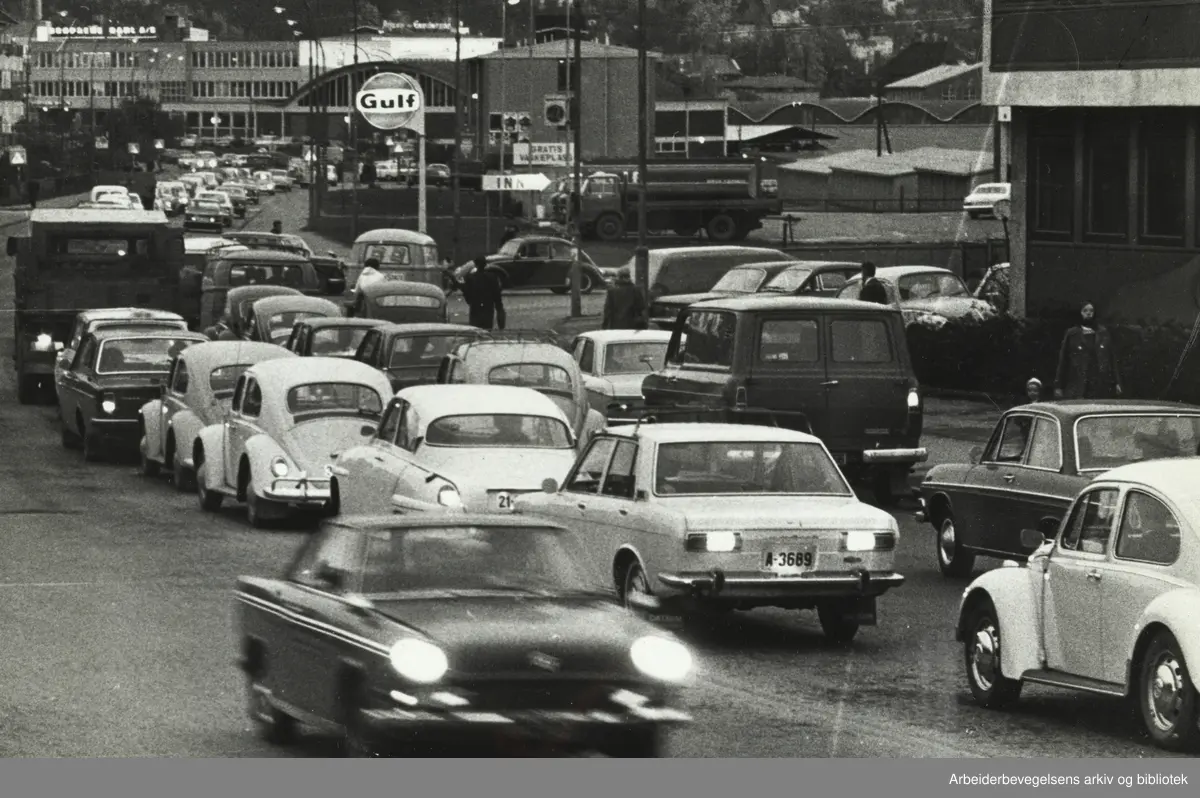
[1025,417,1062,470]
[230,375,246,412]
[600,440,637,499]
[394,403,417,451]
[830,319,893,363]
[171,360,190,395]
[70,319,85,348]
[1059,487,1119,555]
[577,339,595,373]
[1115,490,1181,565]
[357,331,381,364]
[285,325,301,352]
[819,272,849,291]
[74,337,97,371]
[289,527,363,593]
[566,438,618,494]
[985,415,1032,463]
[241,379,263,417]
[758,319,819,363]
[676,310,736,368]
[375,400,402,444]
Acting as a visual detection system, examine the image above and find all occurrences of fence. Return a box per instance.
[782,197,967,214]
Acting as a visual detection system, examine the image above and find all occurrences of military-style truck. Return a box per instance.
[553,160,782,242]
[7,207,184,403]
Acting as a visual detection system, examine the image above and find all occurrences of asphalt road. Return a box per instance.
[0,191,1178,758]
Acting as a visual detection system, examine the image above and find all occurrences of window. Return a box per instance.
[577,339,594,373]
[286,383,383,419]
[289,527,362,592]
[1059,488,1119,555]
[1076,414,1200,471]
[1140,111,1187,244]
[160,81,187,102]
[818,272,850,291]
[831,319,893,363]
[987,415,1032,463]
[231,376,246,412]
[759,319,818,363]
[376,401,402,445]
[171,361,189,394]
[566,438,616,493]
[712,268,767,293]
[210,365,248,399]
[242,380,263,417]
[655,441,851,496]
[1025,417,1062,470]
[601,441,638,498]
[1028,111,1075,240]
[1083,113,1129,240]
[677,310,735,368]
[1115,491,1181,565]
[940,84,958,101]
[655,139,687,154]
[398,405,422,451]
[424,414,573,449]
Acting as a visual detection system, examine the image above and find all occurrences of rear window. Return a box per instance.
[759,319,819,363]
[375,294,441,308]
[228,264,306,288]
[489,363,573,391]
[210,364,250,397]
[830,319,893,363]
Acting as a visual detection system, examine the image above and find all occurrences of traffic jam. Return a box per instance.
[8,158,1200,759]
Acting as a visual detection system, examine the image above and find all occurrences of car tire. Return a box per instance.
[245,476,272,529]
[937,513,976,578]
[139,444,161,477]
[705,213,738,242]
[963,599,1023,709]
[594,213,625,242]
[171,439,196,492]
[196,459,224,511]
[619,559,657,616]
[817,600,860,644]
[247,675,297,745]
[1138,631,1200,751]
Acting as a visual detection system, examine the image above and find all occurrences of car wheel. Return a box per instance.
[139,444,161,477]
[196,459,224,511]
[247,675,297,745]
[963,599,1023,709]
[937,513,976,578]
[1138,631,1200,751]
[620,560,655,614]
[579,270,595,295]
[817,600,860,643]
[245,476,273,529]
[594,213,625,242]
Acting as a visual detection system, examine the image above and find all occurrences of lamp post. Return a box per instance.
[634,0,650,301]
[451,0,462,265]
[500,0,519,181]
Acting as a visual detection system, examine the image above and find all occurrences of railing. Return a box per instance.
[780,197,970,214]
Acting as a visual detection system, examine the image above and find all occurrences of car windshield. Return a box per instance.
[95,337,196,374]
[210,364,251,398]
[267,311,328,342]
[358,526,588,597]
[286,382,384,420]
[654,441,851,496]
[424,413,573,449]
[388,334,474,368]
[363,244,417,266]
[896,272,969,300]
[604,341,669,374]
[711,268,767,293]
[228,264,305,288]
[1075,415,1200,471]
[311,326,372,356]
[193,202,221,213]
[761,267,813,293]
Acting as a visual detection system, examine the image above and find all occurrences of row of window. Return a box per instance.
[32,80,141,98]
[1029,109,1196,246]
[671,310,893,369]
[30,79,300,102]
[192,81,300,99]
[191,50,298,69]
[36,51,143,69]
[35,49,301,71]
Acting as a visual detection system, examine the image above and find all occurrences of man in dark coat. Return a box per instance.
[462,256,507,330]
[26,178,39,210]
[858,261,889,305]
[602,266,647,330]
[1055,301,1122,399]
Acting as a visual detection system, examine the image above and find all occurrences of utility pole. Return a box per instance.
[349,0,359,240]
[451,0,462,265]
[568,0,583,317]
[633,0,649,301]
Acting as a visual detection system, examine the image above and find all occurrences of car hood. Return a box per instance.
[419,446,577,502]
[279,418,374,474]
[591,373,652,399]
[372,596,645,677]
[671,495,895,531]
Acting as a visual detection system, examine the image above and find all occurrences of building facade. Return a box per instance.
[985,0,1200,323]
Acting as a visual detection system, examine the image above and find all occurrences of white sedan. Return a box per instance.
[568,329,673,422]
[957,459,1200,751]
[516,422,904,642]
[332,384,579,516]
[963,182,1011,218]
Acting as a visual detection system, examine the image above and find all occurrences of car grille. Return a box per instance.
[109,387,161,418]
[448,680,645,711]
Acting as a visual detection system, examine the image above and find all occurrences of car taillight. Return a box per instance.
[907,387,921,413]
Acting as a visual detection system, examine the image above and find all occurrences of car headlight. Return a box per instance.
[389,639,449,683]
[630,636,693,683]
[32,333,55,352]
[270,457,289,478]
[843,531,892,551]
[437,484,463,508]
[684,531,742,552]
[101,393,117,414]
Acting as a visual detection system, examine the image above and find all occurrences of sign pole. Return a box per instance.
[418,132,427,234]
[355,71,427,236]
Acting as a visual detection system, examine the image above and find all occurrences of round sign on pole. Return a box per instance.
[355,72,425,132]
[993,198,1011,222]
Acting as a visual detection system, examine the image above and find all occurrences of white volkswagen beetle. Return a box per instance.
[137,341,297,489]
[193,357,393,528]
[957,459,1200,751]
[332,384,579,516]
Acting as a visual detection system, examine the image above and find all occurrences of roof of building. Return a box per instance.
[474,39,661,60]
[874,40,972,86]
[727,97,982,125]
[886,62,981,90]
[780,146,992,178]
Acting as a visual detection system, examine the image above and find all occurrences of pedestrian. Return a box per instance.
[1054,301,1122,399]
[26,177,39,210]
[602,266,647,330]
[461,256,506,330]
[1025,377,1043,403]
[858,261,889,305]
[271,220,283,235]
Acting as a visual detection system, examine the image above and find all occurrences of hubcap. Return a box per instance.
[939,519,957,564]
[970,620,1000,691]
[1147,653,1186,732]
[625,566,650,609]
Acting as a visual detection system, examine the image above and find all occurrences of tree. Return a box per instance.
[102,97,184,167]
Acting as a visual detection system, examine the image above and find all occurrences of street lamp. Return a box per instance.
[634,0,651,302]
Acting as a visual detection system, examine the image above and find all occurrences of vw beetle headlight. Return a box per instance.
[270,457,289,478]
[437,484,463,508]
[630,636,693,683]
[389,639,449,683]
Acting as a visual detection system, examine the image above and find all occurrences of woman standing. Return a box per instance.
[1054,301,1122,399]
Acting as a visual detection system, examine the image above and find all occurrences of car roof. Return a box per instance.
[456,339,574,365]
[647,245,787,259]
[576,329,674,344]
[693,295,901,314]
[227,285,303,302]
[1011,400,1200,421]
[180,341,298,371]
[604,422,822,445]
[508,234,571,245]
[80,308,184,323]
[250,294,342,315]
[91,328,207,343]
[31,208,168,224]
[397,384,568,418]
[867,265,954,279]
[302,317,385,330]
[327,513,567,533]
[361,280,446,299]
[218,249,310,263]
[377,322,481,337]
[785,260,863,270]
[247,356,389,389]
[185,237,236,252]
[353,228,436,245]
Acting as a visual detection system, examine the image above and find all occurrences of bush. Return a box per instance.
[906,313,1200,403]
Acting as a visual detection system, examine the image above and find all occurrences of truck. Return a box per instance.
[7,208,184,404]
[552,160,781,242]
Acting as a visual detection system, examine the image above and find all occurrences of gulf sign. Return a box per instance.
[355,72,425,131]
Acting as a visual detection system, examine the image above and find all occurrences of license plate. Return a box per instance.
[763,548,816,574]
[384,273,407,282]
[494,491,515,511]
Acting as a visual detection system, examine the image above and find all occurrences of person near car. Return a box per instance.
[1025,377,1043,403]
[462,256,507,330]
[858,261,889,305]
[601,266,647,330]
[1054,301,1122,399]
[26,177,39,209]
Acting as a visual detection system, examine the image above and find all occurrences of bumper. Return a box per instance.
[861,447,928,464]
[657,569,905,600]
[360,704,691,742]
[89,417,141,442]
[264,478,331,503]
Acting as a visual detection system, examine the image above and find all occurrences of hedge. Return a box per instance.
[905,312,1200,404]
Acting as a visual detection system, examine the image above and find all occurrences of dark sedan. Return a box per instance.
[476,236,607,294]
[57,329,209,461]
[649,260,860,328]
[284,317,387,358]
[918,400,1200,577]
[352,322,484,392]
[184,200,226,232]
[235,514,693,757]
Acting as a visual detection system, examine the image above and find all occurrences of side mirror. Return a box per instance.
[1019,528,1047,550]
[968,445,984,465]
[541,477,558,494]
[360,424,376,436]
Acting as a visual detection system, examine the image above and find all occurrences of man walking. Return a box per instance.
[1055,301,1122,399]
[858,261,889,304]
[602,266,647,330]
[462,256,507,330]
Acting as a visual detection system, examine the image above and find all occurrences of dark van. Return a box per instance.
[641,295,926,503]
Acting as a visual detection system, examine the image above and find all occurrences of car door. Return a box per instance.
[506,241,547,288]
[573,338,606,413]
[544,241,578,288]
[554,437,619,585]
[1002,415,1078,556]
[587,440,653,589]
[59,336,97,424]
[820,313,910,453]
[744,314,828,437]
[57,317,87,391]
[968,413,1034,555]
[1100,488,1188,685]
[1042,486,1119,681]
[643,309,736,409]
[154,358,190,461]
[224,376,262,489]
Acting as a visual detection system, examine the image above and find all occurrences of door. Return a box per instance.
[546,241,580,289]
[745,315,828,436]
[643,309,736,409]
[155,358,190,461]
[224,377,263,489]
[1042,486,1119,680]
[556,437,619,586]
[337,399,403,514]
[1004,415,1077,555]
[821,314,910,454]
[968,413,1033,555]
[588,440,652,592]
[574,338,607,414]
[503,241,549,288]
[60,336,97,423]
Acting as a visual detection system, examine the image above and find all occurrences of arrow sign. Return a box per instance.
[483,173,551,192]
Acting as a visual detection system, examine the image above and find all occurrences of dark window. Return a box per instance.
[986,415,1032,463]
[376,401,402,444]
[1140,111,1187,244]
[557,59,569,91]
[577,340,594,372]
[830,319,893,363]
[601,440,637,499]
[677,310,736,368]
[758,319,818,363]
[242,380,263,417]
[1083,112,1129,240]
[1028,111,1075,240]
[171,361,190,394]
[566,438,616,494]
[1115,491,1181,565]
